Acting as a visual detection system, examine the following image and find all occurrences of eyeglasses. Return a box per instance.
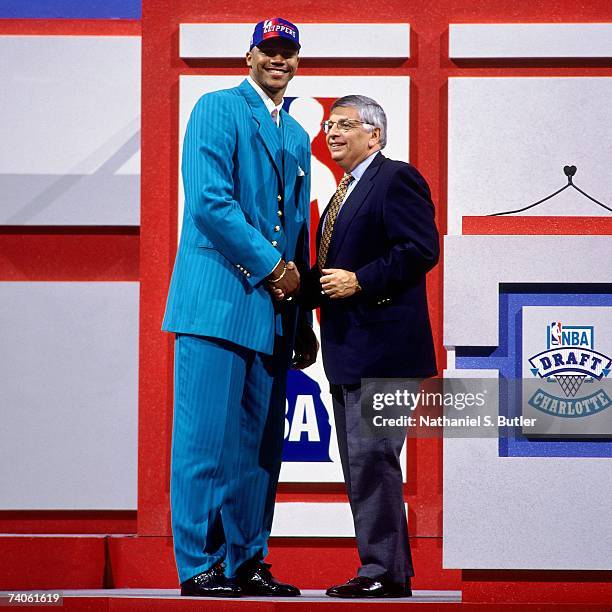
[321,119,374,134]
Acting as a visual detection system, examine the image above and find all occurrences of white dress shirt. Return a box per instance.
[322,150,379,232]
[247,75,283,126]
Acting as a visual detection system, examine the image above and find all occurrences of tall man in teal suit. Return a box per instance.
[162,18,317,598]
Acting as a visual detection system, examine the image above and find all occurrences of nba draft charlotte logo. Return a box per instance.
[527,322,612,418]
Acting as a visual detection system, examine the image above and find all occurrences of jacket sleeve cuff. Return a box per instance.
[355,266,380,295]
[240,247,283,288]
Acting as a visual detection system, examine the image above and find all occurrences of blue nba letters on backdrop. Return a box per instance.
[0,0,141,19]
[284,370,332,462]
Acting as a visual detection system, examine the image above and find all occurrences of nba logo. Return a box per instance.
[549,321,562,347]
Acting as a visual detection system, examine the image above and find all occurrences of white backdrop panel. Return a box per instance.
[443,406,612,569]
[443,235,611,348]
[179,75,410,244]
[448,77,612,235]
[271,502,408,537]
[178,75,410,482]
[0,36,141,225]
[444,248,612,569]
[180,23,410,59]
[450,23,612,59]
[0,282,139,509]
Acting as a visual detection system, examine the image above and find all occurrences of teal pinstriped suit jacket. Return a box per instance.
[162,79,311,355]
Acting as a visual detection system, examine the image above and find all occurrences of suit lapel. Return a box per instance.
[324,152,385,264]
[238,80,283,186]
[281,111,299,212]
[316,208,324,249]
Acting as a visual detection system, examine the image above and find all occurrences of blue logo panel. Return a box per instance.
[456,289,612,458]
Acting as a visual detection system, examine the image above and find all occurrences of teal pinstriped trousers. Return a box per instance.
[170,333,289,583]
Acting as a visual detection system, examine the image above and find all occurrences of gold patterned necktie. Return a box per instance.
[317,173,354,269]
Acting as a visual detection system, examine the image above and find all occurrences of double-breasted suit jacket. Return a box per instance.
[163,79,311,353]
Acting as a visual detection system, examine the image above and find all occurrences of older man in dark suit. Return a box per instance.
[282,95,439,598]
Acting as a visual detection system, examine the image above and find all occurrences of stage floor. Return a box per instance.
[1,589,462,609]
[61,588,462,602]
[3,590,612,610]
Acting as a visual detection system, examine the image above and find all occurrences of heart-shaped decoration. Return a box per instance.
[563,165,577,177]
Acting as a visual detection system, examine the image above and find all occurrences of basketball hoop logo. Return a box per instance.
[527,322,611,418]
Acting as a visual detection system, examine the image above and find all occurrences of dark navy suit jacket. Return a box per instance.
[306,152,439,385]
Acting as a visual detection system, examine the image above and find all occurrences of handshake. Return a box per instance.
[267,259,300,301]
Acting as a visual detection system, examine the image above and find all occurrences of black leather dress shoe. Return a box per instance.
[236,560,300,597]
[326,576,412,598]
[181,563,242,597]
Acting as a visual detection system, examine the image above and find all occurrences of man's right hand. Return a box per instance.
[267,260,300,300]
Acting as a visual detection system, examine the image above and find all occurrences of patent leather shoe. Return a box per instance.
[326,576,412,598]
[236,560,300,597]
[181,563,242,597]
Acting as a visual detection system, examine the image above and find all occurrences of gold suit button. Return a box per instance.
[277,210,283,217]
[271,240,278,247]
[277,194,282,202]
[274,225,280,232]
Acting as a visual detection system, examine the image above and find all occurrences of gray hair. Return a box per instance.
[331,95,387,148]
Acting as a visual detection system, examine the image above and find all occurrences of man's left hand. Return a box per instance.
[292,324,319,369]
[320,268,361,299]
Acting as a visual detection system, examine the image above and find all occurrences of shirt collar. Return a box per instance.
[349,151,379,181]
[247,75,283,121]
